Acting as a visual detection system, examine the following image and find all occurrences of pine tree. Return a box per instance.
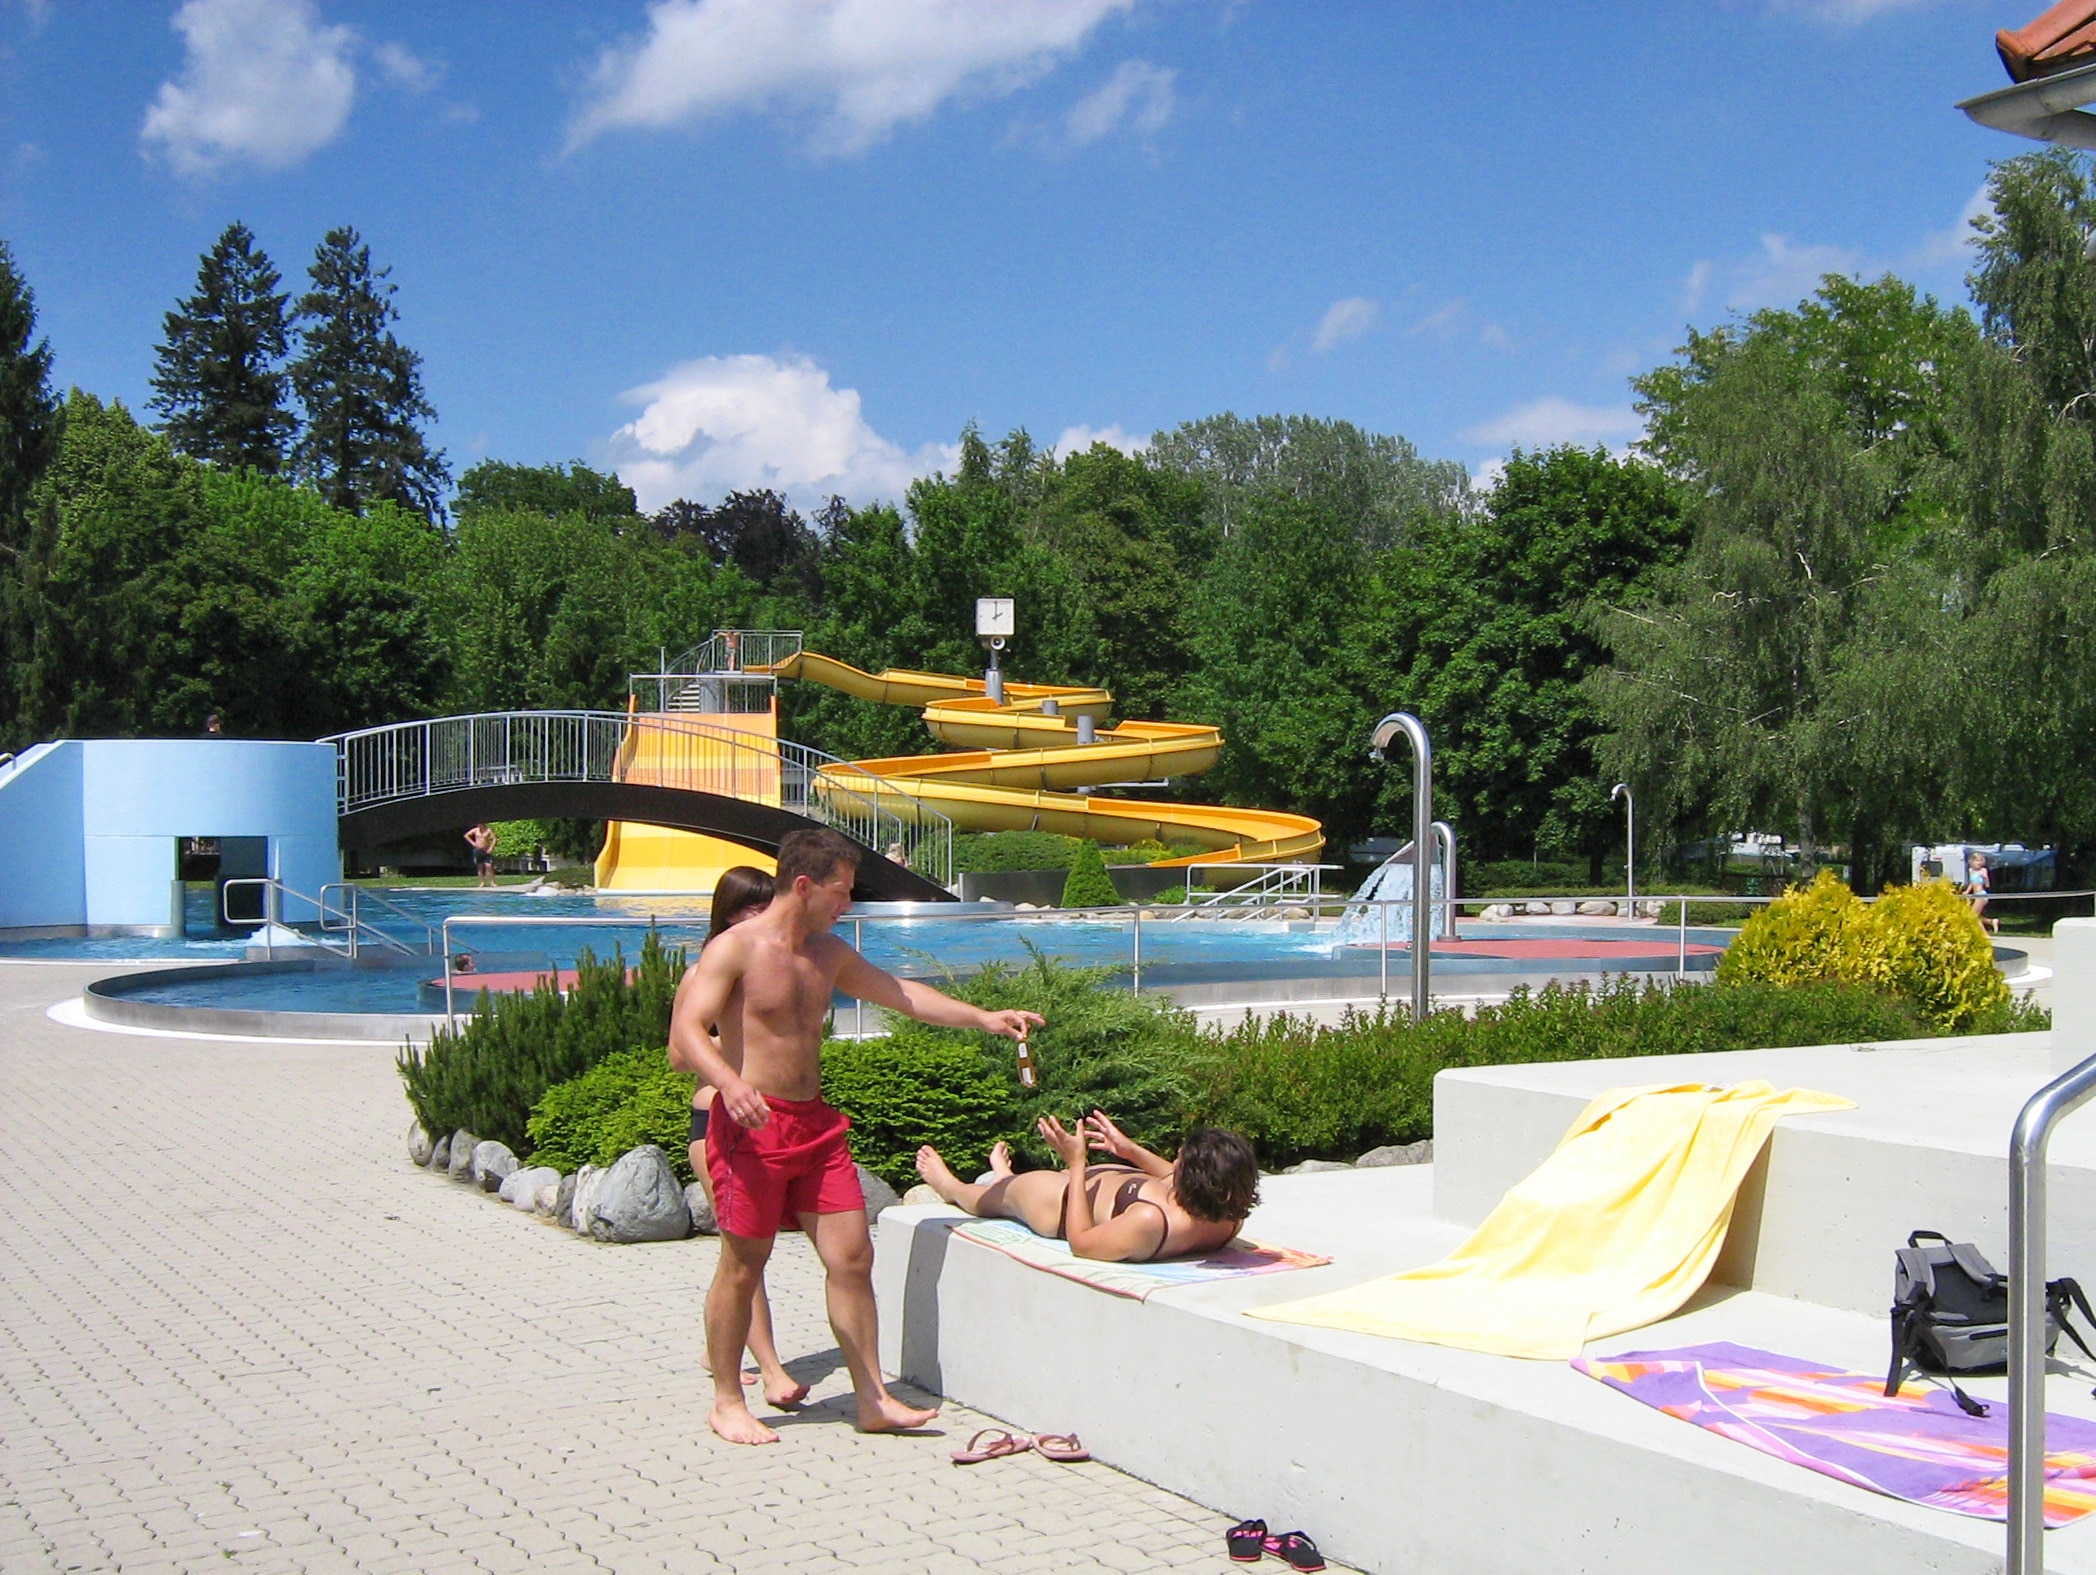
[0,239,58,560]
[1059,840,1122,908]
[288,227,449,520]
[0,239,59,743]
[148,222,296,474]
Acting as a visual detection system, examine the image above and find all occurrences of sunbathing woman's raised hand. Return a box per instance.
[1082,1109,1136,1161]
[1037,1114,1088,1166]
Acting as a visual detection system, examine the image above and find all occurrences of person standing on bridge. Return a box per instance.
[668,827,1043,1446]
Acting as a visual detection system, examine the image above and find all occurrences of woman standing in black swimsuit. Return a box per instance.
[683,867,805,1407]
[915,1113,1260,1263]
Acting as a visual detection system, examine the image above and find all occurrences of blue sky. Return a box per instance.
[0,0,2041,510]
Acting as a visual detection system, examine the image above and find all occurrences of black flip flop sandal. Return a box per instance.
[1264,1531,1326,1572]
[1225,1518,1267,1562]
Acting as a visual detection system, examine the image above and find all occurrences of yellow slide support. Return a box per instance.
[766,651,1323,866]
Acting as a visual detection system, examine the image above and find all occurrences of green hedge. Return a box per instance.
[822,1035,1017,1190]
[396,931,683,1152]
[950,831,1084,873]
[525,1043,699,1181]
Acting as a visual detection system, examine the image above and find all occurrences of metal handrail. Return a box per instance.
[1166,862,1338,918]
[324,709,956,887]
[2008,1050,2096,1572]
[317,882,437,958]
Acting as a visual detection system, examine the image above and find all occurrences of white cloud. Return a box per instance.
[608,353,956,511]
[1408,298,1466,338]
[1065,59,1174,144]
[140,0,356,178]
[373,41,440,93]
[1909,180,1994,269]
[1459,397,1643,450]
[1680,259,1713,317]
[1774,0,1937,22]
[1723,233,1863,313]
[571,0,1135,156]
[1311,295,1379,352]
[1478,321,1511,350]
[1470,456,1508,493]
[1052,423,1147,458]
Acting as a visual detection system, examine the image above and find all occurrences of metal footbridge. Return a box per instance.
[326,710,957,902]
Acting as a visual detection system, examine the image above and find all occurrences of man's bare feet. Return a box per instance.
[986,1140,1014,1179]
[709,1399,780,1446]
[762,1371,811,1408]
[914,1145,965,1203]
[856,1392,940,1433]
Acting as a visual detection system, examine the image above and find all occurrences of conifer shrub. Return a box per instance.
[1059,840,1122,907]
[396,931,683,1152]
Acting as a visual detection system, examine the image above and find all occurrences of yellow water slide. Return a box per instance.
[767,651,1323,866]
[594,709,781,890]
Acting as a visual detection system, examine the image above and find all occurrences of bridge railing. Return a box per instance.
[326,711,954,887]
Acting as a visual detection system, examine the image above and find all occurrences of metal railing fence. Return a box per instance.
[325,710,955,887]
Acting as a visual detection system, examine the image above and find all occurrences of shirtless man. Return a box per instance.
[668,828,1044,1446]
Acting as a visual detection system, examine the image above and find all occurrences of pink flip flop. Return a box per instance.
[951,1428,1033,1465]
[1032,1432,1090,1462]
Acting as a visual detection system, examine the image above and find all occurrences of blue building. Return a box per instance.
[0,739,339,936]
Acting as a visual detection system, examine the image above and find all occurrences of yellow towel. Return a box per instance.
[1248,1080,1854,1359]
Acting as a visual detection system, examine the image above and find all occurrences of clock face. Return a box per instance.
[975,598,1015,638]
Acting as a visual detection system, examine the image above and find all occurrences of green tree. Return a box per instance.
[1149,412,1467,550]
[289,227,449,520]
[1360,446,1687,870]
[149,222,296,474]
[456,459,638,526]
[0,239,59,741]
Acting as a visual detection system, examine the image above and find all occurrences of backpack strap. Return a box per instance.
[2049,1277,2096,1364]
[1947,1241,2007,1290]
[1894,1247,1939,1303]
[1908,1229,1952,1249]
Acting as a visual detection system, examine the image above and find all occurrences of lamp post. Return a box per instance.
[1612,782,1635,916]
[1369,712,1432,1023]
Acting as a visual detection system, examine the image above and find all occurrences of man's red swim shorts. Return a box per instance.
[706,1093,865,1238]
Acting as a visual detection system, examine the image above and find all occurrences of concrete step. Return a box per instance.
[1429,1031,2096,1319]
[875,1162,2096,1575]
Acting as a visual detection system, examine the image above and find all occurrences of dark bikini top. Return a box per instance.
[1106,1169,1169,1261]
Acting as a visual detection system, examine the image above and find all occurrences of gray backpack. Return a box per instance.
[1885,1229,2096,1416]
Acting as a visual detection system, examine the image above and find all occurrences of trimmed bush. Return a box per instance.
[822,1035,1017,1190]
[525,1044,699,1181]
[489,819,550,860]
[950,831,1083,873]
[396,931,684,1153]
[1720,872,2010,1033]
[1186,977,1935,1169]
[1059,840,1121,908]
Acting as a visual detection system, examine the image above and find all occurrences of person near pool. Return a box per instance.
[681,865,803,1409]
[465,823,497,887]
[668,827,1045,1446]
[1966,849,1998,934]
[914,1115,1260,1263]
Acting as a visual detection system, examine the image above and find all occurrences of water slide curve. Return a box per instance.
[768,651,1324,867]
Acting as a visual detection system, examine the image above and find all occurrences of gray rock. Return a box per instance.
[902,1184,941,1207]
[472,1140,518,1192]
[856,1165,900,1222]
[684,1181,717,1236]
[587,1146,690,1243]
[1549,900,1578,916]
[555,1170,578,1224]
[532,1183,560,1216]
[500,1165,559,1210]
[566,1165,602,1232]
[428,1134,450,1171]
[1523,900,1553,916]
[407,1122,433,1167]
[1577,899,1617,917]
[1283,1159,1354,1174]
[447,1130,478,1182]
[1355,1141,1433,1168]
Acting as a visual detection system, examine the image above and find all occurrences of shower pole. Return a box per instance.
[1370,712,1433,1023]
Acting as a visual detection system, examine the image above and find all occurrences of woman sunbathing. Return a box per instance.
[915,1112,1261,1263]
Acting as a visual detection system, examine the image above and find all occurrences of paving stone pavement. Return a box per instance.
[1,965,1349,1575]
